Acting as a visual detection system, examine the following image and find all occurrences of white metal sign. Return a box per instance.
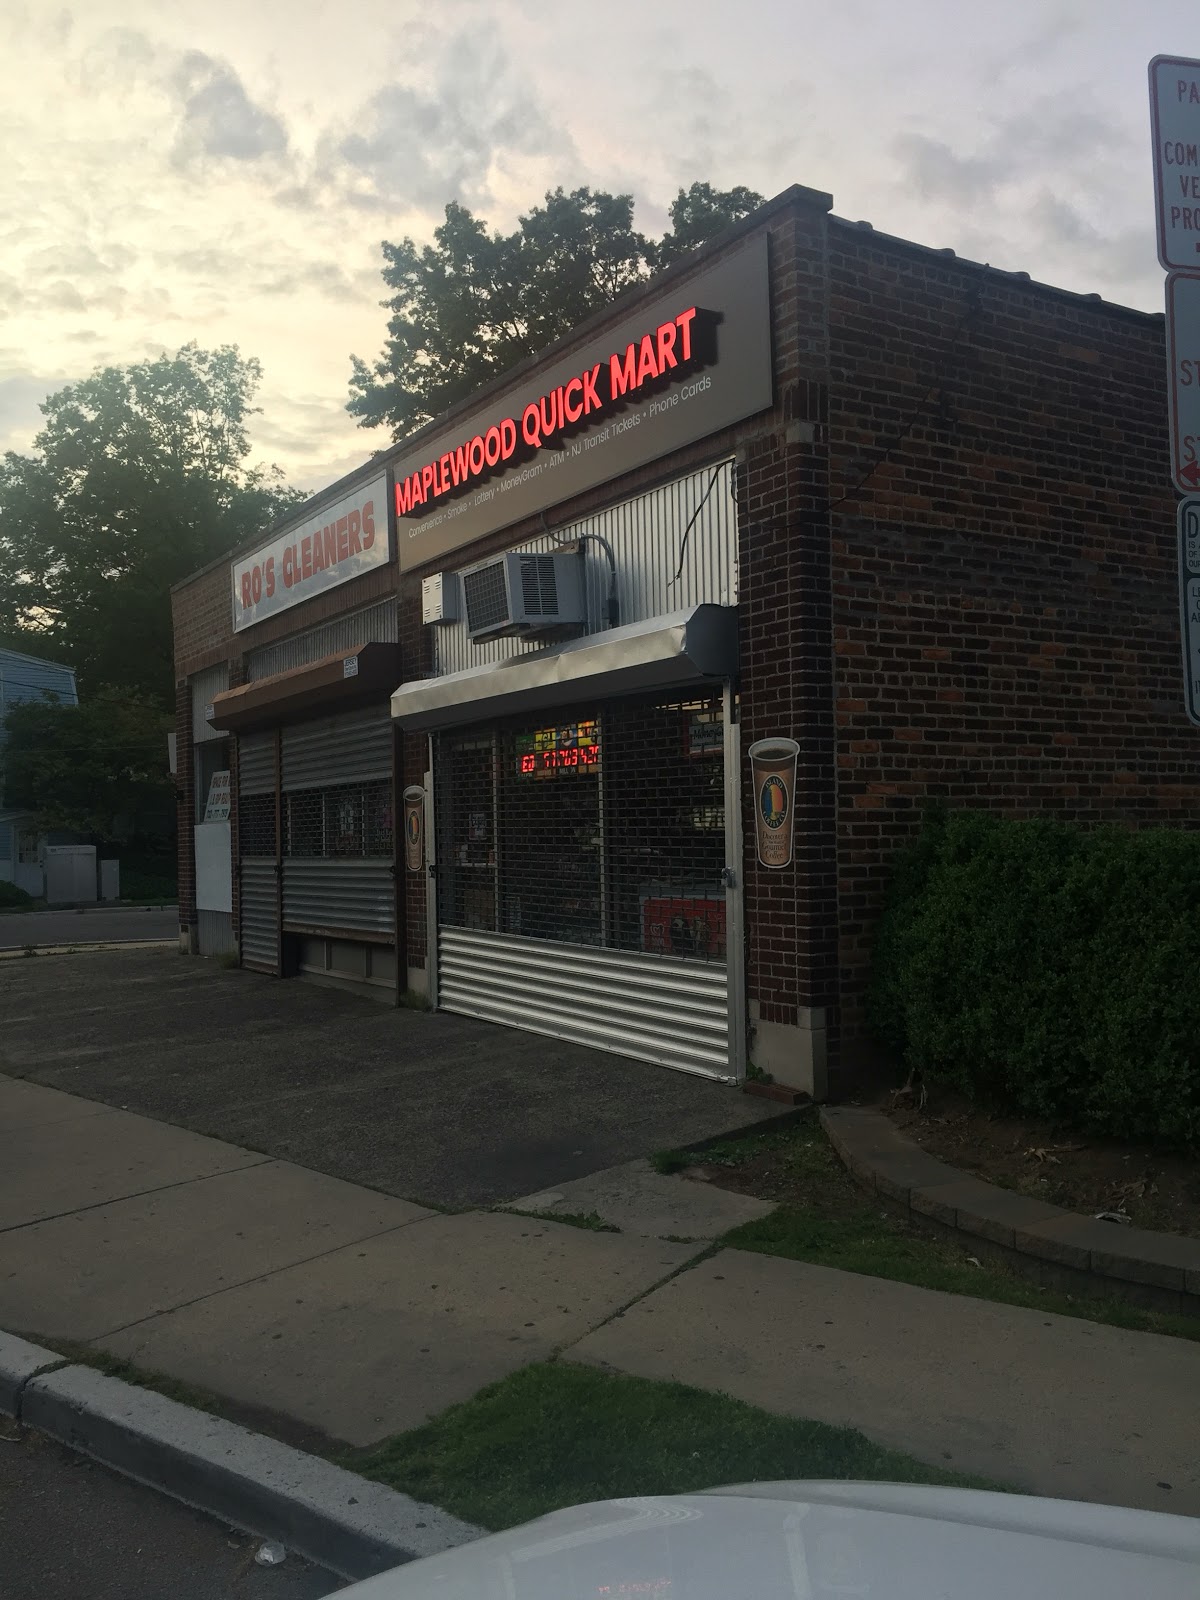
[231,472,391,633]
[1149,55,1200,271]
[203,770,231,822]
[1179,498,1200,726]
[1166,273,1200,493]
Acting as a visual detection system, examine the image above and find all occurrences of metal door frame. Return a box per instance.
[425,734,439,1008]
[722,679,747,1081]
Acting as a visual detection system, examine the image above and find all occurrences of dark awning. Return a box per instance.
[390,606,737,732]
[207,642,402,734]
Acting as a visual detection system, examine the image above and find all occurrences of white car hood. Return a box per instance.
[340,1481,1200,1599]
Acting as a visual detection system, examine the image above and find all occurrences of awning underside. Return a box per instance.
[390,605,737,732]
[208,642,402,733]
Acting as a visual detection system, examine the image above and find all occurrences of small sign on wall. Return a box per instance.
[203,770,231,823]
[748,738,799,870]
[403,785,425,872]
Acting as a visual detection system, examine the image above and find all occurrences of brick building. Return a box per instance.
[171,183,1189,1098]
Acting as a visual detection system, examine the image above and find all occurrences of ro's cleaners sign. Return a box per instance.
[231,473,391,633]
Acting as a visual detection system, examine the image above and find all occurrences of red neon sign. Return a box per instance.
[395,306,702,519]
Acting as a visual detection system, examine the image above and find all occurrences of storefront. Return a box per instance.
[173,182,1192,1099]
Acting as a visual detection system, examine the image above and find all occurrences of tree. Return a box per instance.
[653,182,765,268]
[0,344,302,709]
[3,688,173,842]
[348,182,764,439]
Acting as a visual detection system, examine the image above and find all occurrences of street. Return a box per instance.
[0,1420,342,1600]
[0,906,178,951]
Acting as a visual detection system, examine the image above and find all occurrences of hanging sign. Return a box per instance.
[403,785,425,872]
[748,738,799,870]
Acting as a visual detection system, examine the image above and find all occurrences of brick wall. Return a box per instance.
[825,221,1192,1058]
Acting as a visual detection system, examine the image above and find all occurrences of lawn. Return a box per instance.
[655,1115,1200,1344]
[352,1360,998,1532]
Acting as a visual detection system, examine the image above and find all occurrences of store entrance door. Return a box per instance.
[432,688,743,1082]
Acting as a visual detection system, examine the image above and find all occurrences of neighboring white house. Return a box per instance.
[0,648,78,898]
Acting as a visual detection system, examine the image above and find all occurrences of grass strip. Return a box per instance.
[351,1359,999,1532]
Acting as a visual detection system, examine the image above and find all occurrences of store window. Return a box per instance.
[194,740,230,824]
[437,692,726,963]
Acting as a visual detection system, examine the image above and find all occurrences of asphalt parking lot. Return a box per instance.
[0,946,771,1209]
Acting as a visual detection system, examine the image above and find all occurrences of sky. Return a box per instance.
[0,0,1195,494]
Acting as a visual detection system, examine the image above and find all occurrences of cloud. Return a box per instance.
[0,373,63,455]
[171,50,288,168]
[321,31,569,213]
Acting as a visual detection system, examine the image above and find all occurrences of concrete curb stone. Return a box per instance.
[0,1329,66,1415]
[821,1106,1200,1318]
[11,1356,485,1581]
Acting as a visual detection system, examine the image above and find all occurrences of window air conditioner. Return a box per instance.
[461,550,586,644]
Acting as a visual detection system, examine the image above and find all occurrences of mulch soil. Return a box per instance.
[878,1090,1200,1239]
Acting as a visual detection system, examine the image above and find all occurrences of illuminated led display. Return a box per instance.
[516,721,599,775]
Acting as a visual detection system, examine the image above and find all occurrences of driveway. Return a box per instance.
[0,947,774,1209]
[0,906,178,950]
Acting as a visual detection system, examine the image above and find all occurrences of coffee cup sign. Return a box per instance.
[403,786,425,873]
[748,738,799,869]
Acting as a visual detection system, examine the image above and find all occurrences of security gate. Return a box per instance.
[279,704,395,943]
[433,688,742,1080]
[236,730,280,972]
[237,704,397,978]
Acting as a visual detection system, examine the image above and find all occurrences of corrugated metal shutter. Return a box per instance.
[190,664,229,744]
[240,860,279,970]
[282,859,394,934]
[438,928,731,1080]
[237,731,276,795]
[281,705,392,790]
[237,729,278,972]
[246,599,397,681]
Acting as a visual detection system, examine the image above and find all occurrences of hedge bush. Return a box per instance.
[868,809,1200,1151]
[0,879,35,911]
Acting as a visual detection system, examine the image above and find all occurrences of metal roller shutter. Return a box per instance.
[433,690,737,1080]
[438,928,730,1078]
[279,705,396,939]
[236,731,279,972]
[281,705,391,790]
[281,859,394,935]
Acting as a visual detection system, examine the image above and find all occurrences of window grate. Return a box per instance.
[283,781,392,859]
[436,692,726,963]
[238,793,276,857]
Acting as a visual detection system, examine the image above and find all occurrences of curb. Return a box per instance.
[821,1106,1200,1320]
[1,1331,485,1582]
[0,940,177,960]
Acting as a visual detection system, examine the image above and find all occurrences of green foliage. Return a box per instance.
[348,182,764,438]
[0,344,302,709]
[868,810,1200,1149]
[3,687,172,840]
[0,879,34,910]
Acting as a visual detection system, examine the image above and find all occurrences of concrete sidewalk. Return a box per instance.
[2,1072,1197,1517]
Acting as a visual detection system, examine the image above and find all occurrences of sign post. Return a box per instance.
[1179,498,1200,726]
[1149,55,1200,718]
